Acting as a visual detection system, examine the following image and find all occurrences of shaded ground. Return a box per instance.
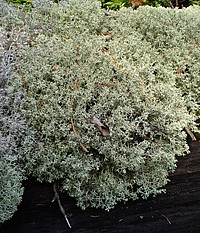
[1,141,200,233]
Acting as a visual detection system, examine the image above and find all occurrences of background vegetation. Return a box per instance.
[100,0,200,9]
[5,0,200,8]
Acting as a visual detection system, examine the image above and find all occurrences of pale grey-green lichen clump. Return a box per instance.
[0,16,28,222]
[0,159,24,223]
[0,0,199,220]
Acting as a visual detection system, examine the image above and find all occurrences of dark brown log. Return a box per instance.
[1,142,200,233]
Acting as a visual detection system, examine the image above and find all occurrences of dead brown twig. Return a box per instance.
[73,78,82,92]
[52,183,72,228]
[70,114,77,134]
[17,65,31,97]
[103,47,119,66]
[69,77,89,153]
[184,126,197,141]
[161,213,172,225]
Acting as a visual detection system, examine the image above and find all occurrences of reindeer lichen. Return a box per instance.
[0,0,199,218]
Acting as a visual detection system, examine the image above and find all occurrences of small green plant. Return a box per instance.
[6,0,32,6]
[100,0,131,10]
[142,0,170,7]
[190,0,200,5]
[100,0,200,9]
[100,0,171,9]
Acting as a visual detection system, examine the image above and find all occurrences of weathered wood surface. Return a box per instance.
[1,141,200,233]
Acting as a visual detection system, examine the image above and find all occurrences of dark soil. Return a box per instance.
[1,141,200,233]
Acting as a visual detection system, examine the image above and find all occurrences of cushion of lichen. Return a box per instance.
[0,159,24,223]
[4,0,199,210]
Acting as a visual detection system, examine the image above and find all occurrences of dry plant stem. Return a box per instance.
[70,115,77,134]
[17,65,31,98]
[70,111,89,153]
[73,78,82,92]
[161,213,172,224]
[53,183,72,228]
[169,1,174,8]
[69,77,89,153]
[185,127,197,141]
[79,142,89,153]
